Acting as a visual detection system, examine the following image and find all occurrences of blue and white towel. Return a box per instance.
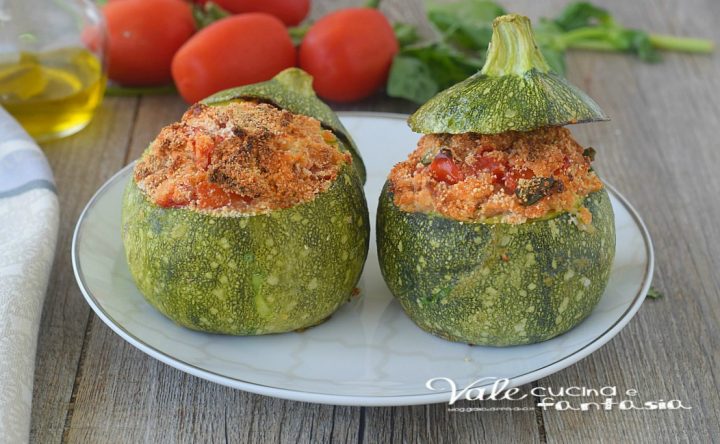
[0,107,59,443]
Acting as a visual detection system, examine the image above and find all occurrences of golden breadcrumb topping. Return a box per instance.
[134,101,351,213]
[388,126,603,224]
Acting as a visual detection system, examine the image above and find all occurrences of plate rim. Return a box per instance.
[71,111,654,406]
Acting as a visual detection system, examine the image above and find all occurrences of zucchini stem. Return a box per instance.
[273,68,315,97]
[481,14,550,77]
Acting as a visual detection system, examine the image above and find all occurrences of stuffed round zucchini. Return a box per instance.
[377,15,615,346]
[122,69,369,335]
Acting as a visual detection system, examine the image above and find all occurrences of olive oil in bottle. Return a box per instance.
[0,47,106,141]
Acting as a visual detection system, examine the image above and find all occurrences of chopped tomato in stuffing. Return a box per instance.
[155,190,182,208]
[154,183,191,208]
[388,127,604,224]
[430,152,464,184]
[473,154,507,184]
[133,101,350,213]
[192,134,216,170]
[503,168,535,194]
[196,182,230,209]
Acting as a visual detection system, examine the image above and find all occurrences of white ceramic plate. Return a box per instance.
[73,113,653,406]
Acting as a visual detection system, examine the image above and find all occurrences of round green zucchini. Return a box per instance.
[122,165,370,335]
[376,184,615,346]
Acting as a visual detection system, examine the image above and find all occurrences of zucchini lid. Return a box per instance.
[408,14,608,135]
[201,68,366,183]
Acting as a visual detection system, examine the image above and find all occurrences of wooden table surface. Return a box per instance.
[30,0,719,442]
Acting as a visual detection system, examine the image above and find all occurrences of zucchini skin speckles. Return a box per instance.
[376,184,615,346]
[122,165,369,335]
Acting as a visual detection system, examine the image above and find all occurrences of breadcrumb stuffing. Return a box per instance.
[134,101,351,213]
[388,127,603,224]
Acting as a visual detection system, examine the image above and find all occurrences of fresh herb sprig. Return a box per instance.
[646,286,664,300]
[387,1,714,104]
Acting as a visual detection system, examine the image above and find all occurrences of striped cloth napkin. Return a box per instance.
[0,107,59,443]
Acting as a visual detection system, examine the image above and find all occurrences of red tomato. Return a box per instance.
[474,155,507,183]
[212,0,310,26]
[155,184,189,208]
[503,168,534,193]
[101,0,195,86]
[192,133,216,170]
[172,13,296,103]
[299,8,398,102]
[196,182,230,208]
[430,153,464,185]
[196,182,252,208]
[553,155,571,174]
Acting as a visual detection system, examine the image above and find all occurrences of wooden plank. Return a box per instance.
[364,396,541,443]
[29,96,140,443]
[63,319,227,443]
[65,320,360,443]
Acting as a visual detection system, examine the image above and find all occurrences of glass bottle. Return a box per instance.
[0,0,107,141]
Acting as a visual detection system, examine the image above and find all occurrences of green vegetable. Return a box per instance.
[386,1,497,103]
[408,14,607,134]
[516,177,565,207]
[378,13,618,345]
[377,187,615,345]
[122,69,372,334]
[646,286,664,300]
[203,68,366,183]
[425,0,505,50]
[289,24,311,46]
[123,165,369,335]
[393,22,421,48]
[536,2,712,61]
[386,0,713,104]
[387,43,483,104]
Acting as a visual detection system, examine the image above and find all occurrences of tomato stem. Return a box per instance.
[288,24,310,46]
[365,0,381,9]
[192,2,230,30]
